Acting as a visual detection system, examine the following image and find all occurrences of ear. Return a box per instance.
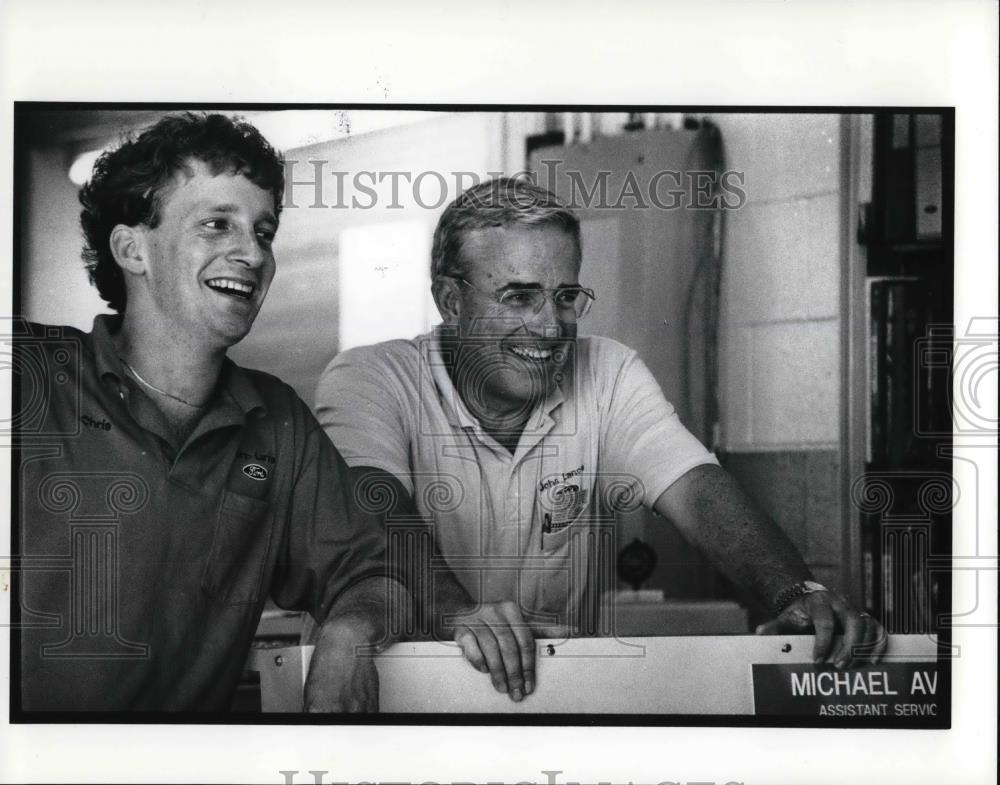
[431,276,462,324]
[109,224,149,276]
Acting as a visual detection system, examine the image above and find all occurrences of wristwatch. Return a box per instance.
[772,580,829,615]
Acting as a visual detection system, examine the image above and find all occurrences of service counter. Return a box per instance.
[248,634,942,718]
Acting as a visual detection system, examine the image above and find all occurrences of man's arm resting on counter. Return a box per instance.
[303,575,412,712]
[653,463,887,667]
[430,536,536,703]
[346,466,536,703]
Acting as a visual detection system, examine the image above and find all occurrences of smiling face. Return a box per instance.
[441,223,581,428]
[130,159,278,349]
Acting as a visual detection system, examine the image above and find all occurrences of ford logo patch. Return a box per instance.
[242,463,268,481]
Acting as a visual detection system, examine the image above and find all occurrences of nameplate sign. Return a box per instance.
[752,662,943,720]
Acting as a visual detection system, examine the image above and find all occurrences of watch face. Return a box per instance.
[804,581,828,592]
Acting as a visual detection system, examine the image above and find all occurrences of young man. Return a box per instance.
[16,113,406,712]
[315,177,886,703]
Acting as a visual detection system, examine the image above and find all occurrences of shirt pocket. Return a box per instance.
[201,490,273,606]
[539,482,592,554]
[541,522,575,553]
[540,507,593,554]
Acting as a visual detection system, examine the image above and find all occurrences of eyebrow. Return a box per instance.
[496,281,580,293]
[205,203,278,224]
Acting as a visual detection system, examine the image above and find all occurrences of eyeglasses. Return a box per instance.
[444,275,596,320]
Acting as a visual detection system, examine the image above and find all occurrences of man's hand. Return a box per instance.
[449,600,536,702]
[755,590,888,668]
[655,466,888,669]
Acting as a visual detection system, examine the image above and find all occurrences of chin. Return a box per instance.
[211,318,256,347]
[480,370,552,419]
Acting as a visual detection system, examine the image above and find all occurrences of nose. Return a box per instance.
[528,291,568,337]
[230,225,269,269]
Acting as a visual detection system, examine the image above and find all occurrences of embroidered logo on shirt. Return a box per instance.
[539,466,589,533]
[242,463,269,481]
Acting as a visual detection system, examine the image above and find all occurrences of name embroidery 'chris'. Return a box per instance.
[80,414,112,431]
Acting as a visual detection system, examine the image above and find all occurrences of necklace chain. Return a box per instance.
[120,358,207,409]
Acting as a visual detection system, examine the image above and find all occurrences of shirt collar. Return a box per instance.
[90,313,267,417]
[218,358,268,416]
[424,327,477,430]
[91,313,127,383]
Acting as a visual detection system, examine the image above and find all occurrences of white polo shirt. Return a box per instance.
[315,330,718,634]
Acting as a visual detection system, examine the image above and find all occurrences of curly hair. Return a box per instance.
[430,176,581,280]
[79,112,285,313]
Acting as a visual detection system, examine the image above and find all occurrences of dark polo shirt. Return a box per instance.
[16,315,389,712]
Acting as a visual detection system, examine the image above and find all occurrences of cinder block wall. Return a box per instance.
[708,114,846,591]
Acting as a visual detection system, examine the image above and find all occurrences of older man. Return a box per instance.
[315,177,885,703]
[16,113,406,712]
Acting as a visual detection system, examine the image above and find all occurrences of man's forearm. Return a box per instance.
[344,465,478,639]
[302,576,411,712]
[317,575,412,652]
[654,464,813,608]
[430,559,480,638]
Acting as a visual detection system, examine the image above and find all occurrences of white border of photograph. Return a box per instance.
[0,2,996,784]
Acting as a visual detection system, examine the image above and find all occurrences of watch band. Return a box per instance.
[771,580,828,615]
